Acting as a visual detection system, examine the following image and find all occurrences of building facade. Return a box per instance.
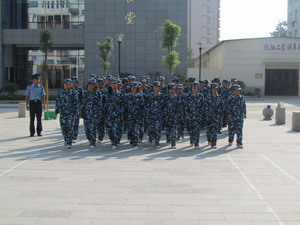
[189,38,300,96]
[0,0,188,90]
[188,0,220,59]
[288,0,300,37]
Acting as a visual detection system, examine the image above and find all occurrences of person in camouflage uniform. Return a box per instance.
[186,83,206,149]
[227,84,246,149]
[124,82,145,147]
[164,83,181,149]
[184,77,195,95]
[55,78,79,149]
[145,81,165,149]
[176,84,187,141]
[96,78,107,142]
[221,79,231,128]
[81,78,103,149]
[105,78,125,149]
[205,83,224,149]
[70,77,84,143]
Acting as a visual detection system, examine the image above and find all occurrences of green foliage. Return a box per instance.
[3,83,19,94]
[0,94,56,100]
[237,80,246,90]
[159,20,182,77]
[187,47,194,59]
[120,72,132,78]
[270,21,287,37]
[96,36,114,75]
[173,72,187,83]
[242,91,255,96]
[39,30,53,55]
[162,51,180,76]
[159,20,182,52]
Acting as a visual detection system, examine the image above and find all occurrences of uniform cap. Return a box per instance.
[210,83,219,89]
[167,83,176,89]
[89,74,96,79]
[110,78,117,84]
[212,77,220,83]
[106,75,113,80]
[87,78,96,84]
[187,77,196,82]
[176,84,184,89]
[172,76,180,82]
[231,77,238,82]
[71,77,78,83]
[121,77,128,84]
[64,78,72,84]
[97,78,104,84]
[152,81,160,87]
[140,78,147,83]
[192,82,199,89]
[156,76,165,81]
[31,74,40,80]
[137,82,142,88]
[199,79,205,83]
[232,84,242,91]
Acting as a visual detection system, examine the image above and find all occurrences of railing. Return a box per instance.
[2,22,85,30]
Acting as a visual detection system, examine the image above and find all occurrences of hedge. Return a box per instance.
[0,94,57,101]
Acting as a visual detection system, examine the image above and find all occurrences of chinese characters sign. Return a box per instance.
[125,0,136,25]
[263,42,300,53]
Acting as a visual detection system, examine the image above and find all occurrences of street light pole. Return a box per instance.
[116,34,124,75]
[199,42,204,81]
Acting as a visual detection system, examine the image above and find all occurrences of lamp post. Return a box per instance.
[116,34,124,75]
[199,42,204,81]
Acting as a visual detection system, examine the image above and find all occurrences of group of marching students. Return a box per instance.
[55,74,246,150]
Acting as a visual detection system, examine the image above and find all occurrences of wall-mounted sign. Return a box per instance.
[263,42,300,53]
[125,11,136,25]
[125,0,136,25]
[255,73,263,79]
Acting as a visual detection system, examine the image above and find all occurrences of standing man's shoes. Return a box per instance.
[37,134,42,137]
[30,134,34,137]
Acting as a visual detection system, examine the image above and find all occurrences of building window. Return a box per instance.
[207,27,211,35]
[207,5,211,13]
[207,16,211,24]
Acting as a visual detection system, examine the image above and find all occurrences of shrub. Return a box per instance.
[3,83,19,94]
[173,72,187,83]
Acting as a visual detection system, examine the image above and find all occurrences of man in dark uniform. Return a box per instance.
[25,74,46,137]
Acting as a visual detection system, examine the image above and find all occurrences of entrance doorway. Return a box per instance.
[265,69,299,96]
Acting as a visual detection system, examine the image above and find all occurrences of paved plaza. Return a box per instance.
[0,97,300,225]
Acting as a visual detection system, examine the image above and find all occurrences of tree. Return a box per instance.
[96,36,114,76]
[159,20,182,76]
[270,21,287,37]
[39,29,53,112]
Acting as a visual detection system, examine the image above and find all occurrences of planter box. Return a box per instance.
[44,111,57,120]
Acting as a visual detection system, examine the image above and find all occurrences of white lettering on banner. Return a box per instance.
[263,42,300,53]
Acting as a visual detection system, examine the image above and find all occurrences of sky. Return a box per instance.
[220,0,288,41]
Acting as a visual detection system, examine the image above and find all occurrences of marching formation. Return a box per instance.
[54,75,247,150]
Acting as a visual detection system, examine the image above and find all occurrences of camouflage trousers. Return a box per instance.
[138,118,145,142]
[148,118,162,145]
[127,119,141,145]
[84,118,98,146]
[228,120,244,145]
[177,116,185,140]
[72,117,80,140]
[206,118,221,146]
[189,119,201,146]
[60,114,75,146]
[166,119,177,146]
[97,119,105,141]
[106,118,122,146]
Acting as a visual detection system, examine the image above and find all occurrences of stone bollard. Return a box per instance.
[292,112,300,131]
[18,102,27,118]
[275,108,286,125]
[263,105,274,120]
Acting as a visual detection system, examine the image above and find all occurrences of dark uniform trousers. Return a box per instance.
[29,100,43,135]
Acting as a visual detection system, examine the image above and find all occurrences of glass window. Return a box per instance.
[15,48,85,89]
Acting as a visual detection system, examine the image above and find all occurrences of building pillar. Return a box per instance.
[0,0,3,89]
